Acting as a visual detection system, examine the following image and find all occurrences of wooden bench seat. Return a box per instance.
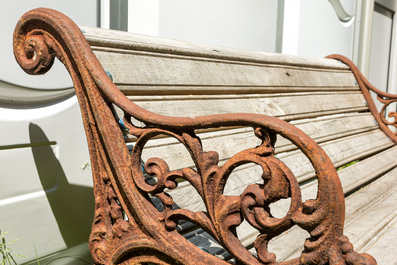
[14,8,397,265]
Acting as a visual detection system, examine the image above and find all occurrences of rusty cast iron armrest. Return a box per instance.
[14,8,377,265]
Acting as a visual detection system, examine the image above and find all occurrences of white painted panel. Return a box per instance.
[158,0,278,52]
[0,194,67,261]
[100,0,110,29]
[282,0,301,55]
[0,97,93,263]
[0,97,92,187]
[296,0,355,58]
[1,3,98,262]
[128,0,160,36]
[368,4,394,111]
[0,146,57,200]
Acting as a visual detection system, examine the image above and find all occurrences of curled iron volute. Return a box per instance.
[14,29,55,75]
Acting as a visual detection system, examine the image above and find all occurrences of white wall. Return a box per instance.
[127,0,279,52]
[368,4,393,93]
[292,0,356,58]
[128,0,160,36]
[127,0,357,58]
[0,1,99,90]
[0,1,99,263]
[367,2,397,117]
[159,0,278,52]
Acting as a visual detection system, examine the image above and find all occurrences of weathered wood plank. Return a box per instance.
[280,113,378,152]
[121,100,370,143]
[274,130,393,183]
[81,26,350,71]
[94,49,357,91]
[121,93,367,122]
[117,85,360,95]
[344,169,397,254]
[362,209,397,264]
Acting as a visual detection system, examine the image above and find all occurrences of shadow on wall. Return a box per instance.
[29,123,95,248]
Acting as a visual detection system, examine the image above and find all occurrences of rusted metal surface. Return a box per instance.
[327,54,397,144]
[14,8,377,265]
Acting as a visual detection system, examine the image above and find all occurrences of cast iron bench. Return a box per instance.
[14,8,397,265]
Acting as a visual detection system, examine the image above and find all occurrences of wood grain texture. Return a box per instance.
[93,50,357,92]
[281,130,394,183]
[362,208,397,264]
[126,93,366,118]
[287,113,378,147]
[344,169,397,254]
[81,26,350,71]
[117,85,360,95]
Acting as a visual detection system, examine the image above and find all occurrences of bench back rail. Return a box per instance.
[13,8,381,265]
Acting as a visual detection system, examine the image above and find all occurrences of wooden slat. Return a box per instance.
[362,210,397,264]
[81,26,350,71]
[119,85,360,95]
[93,49,357,92]
[344,169,397,253]
[122,92,367,122]
[297,145,397,208]
[286,113,378,150]
[120,93,368,142]
[281,130,393,183]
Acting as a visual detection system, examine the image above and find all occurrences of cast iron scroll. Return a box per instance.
[14,8,376,265]
[327,54,397,144]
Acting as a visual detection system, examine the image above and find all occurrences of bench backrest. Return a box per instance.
[82,26,392,186]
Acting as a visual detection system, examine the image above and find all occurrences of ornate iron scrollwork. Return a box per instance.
[14,8,376,265]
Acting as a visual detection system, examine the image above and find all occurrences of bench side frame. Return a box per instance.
[14,8,377,265]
